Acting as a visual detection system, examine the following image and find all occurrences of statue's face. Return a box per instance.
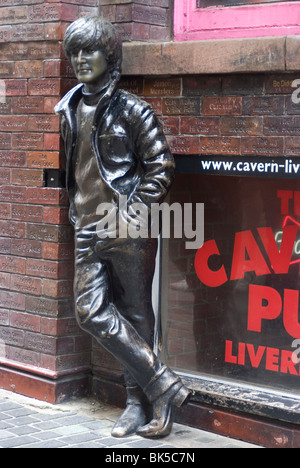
[71,48,108,86]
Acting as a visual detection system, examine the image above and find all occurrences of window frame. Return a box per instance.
[174,0,300,41]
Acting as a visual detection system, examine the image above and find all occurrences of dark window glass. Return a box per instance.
[162,173,300,394]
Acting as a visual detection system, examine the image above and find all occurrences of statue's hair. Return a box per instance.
[63,17,122,78]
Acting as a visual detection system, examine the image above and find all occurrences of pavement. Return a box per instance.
[0,389,262,449]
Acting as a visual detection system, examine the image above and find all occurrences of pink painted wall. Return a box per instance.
[174,1,300,41]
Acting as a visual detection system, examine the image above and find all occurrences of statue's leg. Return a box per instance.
[111,370,152,438]
[74,233,191,438]
[104,237,155,437]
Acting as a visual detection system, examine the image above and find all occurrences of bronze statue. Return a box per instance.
[55,16,191,439]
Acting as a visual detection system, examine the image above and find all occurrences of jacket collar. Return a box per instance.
[54,78,121,140]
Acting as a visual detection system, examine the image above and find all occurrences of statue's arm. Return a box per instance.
[130,106,175,208]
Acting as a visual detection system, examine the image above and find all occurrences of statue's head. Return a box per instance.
[63,17,122,88]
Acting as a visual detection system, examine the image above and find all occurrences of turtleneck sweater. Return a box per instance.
[73,84,115,231]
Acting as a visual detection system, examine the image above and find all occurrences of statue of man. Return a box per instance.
[55,16,191,439]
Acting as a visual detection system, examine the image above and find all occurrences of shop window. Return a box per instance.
[174,0,300,41]
[198,0,294,6]
[161,163,300,396]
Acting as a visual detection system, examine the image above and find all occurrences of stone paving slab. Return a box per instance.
[0,389,262,449]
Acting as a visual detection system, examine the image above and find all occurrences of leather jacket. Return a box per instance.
[55,83,175,226]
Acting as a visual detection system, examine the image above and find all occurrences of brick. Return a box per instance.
[202,97,242,116]
[0,255,26,275]
[0,203,11,220]
[11,239,42,259]
[0,291,25,311]
[0,115,28,132]
[12,133,43,150]
[7,347,40,368]
[27,151,60,169]
[43,133,61,151]
[144,78,181,97]
[25,331,56,354]
[44,97,61,114]
[40,316,79,337]
[243,96,285,116]
[0,326,24,348]
[11,204,43,223]
[200,137,241,155]
[12,97,44,114]
[265,74,297,94]
[14,61,43,78]
[28,3,78,23]
[0,186,26,203]
[0,99,12,114]
[27,259,73,280]
[4,80,27,97]
[167,136,200,154]
[43,60,63,78]
[26,224,57,243]
[0,26,12,43]
[10,311,40,333]
[43,279,74,299]
[44,22,67,42]
[119,77,144,95]
[116,4,132,22]
[11,274,42,296]
[0,168,11,185]
[131,22,150,41]
[0,6,28,25]
[10,24,44,42]
[0,308,9,326]
[11,169,44,187]
[43,206,69,225]
[286,98,300,116]
[28,115,60,133]
[264,116,300,136]
[0,61,14,77]
[285,137,300,157]
[159,116,180,135]
[27,224,73,244]
[181,116,220,135]
[0,42,61,61]
[223,75,264,96]
[0,220,25,239]
[220,117,263,136]
[0,151,26,168]
[149,25,169,42]
[28,78,61,96]
[162,98,200,116]
[182,76,221,96]
[0,273,11,290]
[241,136,284,157]
[43,242,74,261]
[25,296,74,318]
[26,187,68,206]
[0,238,11,255]
[115,22,133,42]
[0,133,11,150]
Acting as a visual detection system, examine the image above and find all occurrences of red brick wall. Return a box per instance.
[118,74,300,158]
[99,0,173,42]
[0,0,98,403]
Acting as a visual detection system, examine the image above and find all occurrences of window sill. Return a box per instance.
[122,35,300,75]
[181,372,300,425]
